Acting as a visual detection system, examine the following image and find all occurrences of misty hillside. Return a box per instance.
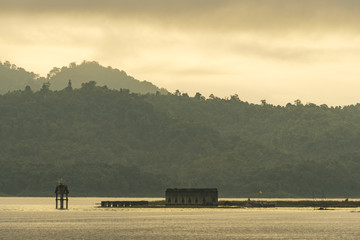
[0,61,45,94]
[0,84,360,197]
[146,94,360,160]
[0,61,167,95]
[48,61,168,94]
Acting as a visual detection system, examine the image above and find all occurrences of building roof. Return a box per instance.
[166,188,217,193]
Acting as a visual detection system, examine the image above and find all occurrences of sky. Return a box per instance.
[1,0,360,106]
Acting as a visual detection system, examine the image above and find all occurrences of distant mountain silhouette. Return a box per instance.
[0,60,167,94]
[0,61,44,94]
[48,61,168,94]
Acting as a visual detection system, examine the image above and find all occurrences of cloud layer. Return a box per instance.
[1,0,360,105]
[3,0,360,32]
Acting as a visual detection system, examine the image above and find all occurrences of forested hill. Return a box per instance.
[0,61,45,94]
[0,61,167,94]
[47,61,167,94]
[1,84,360,198]
[146,94,360,161]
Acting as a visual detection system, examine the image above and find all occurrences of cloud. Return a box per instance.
[2,0,360,105]
[2,0,360,33]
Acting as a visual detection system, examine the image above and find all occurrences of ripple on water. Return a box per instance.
[1,197,360,239]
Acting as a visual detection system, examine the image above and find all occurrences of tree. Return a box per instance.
[81,81,97,89]
[66,80,73,90]
[24,85,32,93]
[294,99,303,106]
[48,67,60,79]
[230,94,240,102]
[40,82,51,92]
[194,92,204,100]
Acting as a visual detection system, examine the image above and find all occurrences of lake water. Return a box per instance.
[1,197,360,239]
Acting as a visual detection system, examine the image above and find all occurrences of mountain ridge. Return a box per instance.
[0,60,167,95]
[1,84,359,197]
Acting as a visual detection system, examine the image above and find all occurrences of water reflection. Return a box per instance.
[1,198,360,239]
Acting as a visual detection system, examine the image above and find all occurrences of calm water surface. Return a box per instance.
[1,197,360,239]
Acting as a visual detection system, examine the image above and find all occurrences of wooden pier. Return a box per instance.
[101,201,149,208]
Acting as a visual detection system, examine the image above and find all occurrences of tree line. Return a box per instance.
[0,83,360,197]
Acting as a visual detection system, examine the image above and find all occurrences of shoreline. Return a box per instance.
[99,199,360,208]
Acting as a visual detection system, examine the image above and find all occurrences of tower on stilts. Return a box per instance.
[55,179,69,209]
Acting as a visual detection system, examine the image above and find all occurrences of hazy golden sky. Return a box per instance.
[1,0,360,105]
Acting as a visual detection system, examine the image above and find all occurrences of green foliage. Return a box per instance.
[48,61,167,94]
[145,93,360,197]
[1,63,360,197]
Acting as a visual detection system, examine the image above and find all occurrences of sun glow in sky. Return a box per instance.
[1,0,360,105]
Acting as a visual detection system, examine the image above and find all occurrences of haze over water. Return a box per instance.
[1,198,360,239]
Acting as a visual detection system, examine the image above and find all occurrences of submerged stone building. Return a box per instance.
[165,188,218,205]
